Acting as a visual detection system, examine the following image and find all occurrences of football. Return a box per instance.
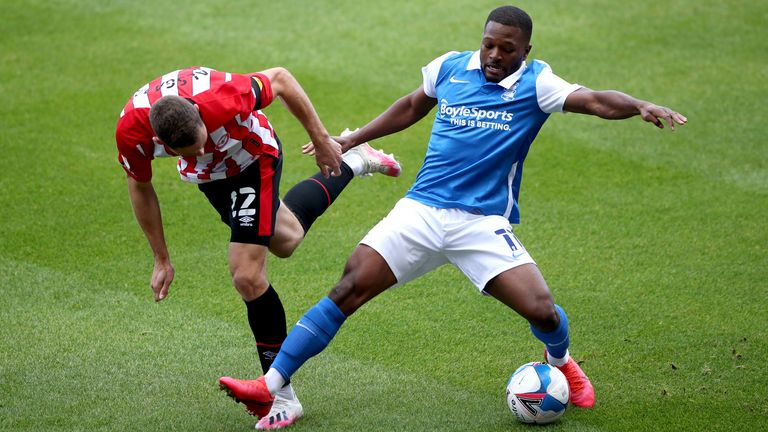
[506,362,569,424]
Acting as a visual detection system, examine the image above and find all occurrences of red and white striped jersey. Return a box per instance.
[116,67,279,183]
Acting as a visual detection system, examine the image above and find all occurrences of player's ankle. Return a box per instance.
[264,369,285,395]
[545,349,569,367]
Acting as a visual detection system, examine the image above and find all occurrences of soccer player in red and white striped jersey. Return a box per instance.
[117,67,285,183]
[116,66,401,429]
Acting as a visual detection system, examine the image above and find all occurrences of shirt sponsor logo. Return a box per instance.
[439,98,513,131]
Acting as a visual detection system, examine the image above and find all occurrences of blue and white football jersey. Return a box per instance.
[405,50,580,223]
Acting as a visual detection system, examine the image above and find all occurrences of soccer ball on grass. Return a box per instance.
[506,361,569,424]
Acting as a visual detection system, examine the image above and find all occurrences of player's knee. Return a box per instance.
[328,246,395,315]
[329,275,370,315]
[329,276,357,303]
[527,302,559,332]
[231,270,269,299]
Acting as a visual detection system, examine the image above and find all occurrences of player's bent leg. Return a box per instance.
[484,264,595,408]
[269,201,305,258]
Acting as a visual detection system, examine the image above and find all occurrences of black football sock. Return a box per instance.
[282,162,354,233]
[245,285,287,374]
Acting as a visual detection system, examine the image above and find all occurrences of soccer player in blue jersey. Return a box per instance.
[220,5,687,427]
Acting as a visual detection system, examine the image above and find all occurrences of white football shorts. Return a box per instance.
[360,197,536,292]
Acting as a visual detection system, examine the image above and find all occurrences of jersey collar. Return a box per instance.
[467,50,526,89]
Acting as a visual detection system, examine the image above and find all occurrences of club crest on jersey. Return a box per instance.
[501,82,520,101]
[216,133,230,149]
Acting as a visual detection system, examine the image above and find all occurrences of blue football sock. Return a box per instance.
[272,296,347,380]
[530,304,570,359]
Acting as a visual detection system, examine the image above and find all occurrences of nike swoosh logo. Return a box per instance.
[295,322,318,336]
[449,76,470,84]
[511,251,527,260]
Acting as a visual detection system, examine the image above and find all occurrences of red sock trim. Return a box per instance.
[307,177,331,206]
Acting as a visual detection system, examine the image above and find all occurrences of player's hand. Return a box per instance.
[640,104,687,130]
[311,137,343,177]
[302,135,353,155]
[334,134,354,153]
[301,141,316,156]
[151,259,174,302]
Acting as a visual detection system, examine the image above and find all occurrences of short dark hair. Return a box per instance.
[485,6,533,41]
[149,95,203,149]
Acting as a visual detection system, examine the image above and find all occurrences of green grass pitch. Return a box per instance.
[1,1,766,431]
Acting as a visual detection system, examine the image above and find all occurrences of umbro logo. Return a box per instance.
[239,216,255,224]
[449,76,470,84]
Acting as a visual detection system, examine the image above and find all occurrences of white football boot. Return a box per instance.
[341,128,401,177]
[254,394,304,430]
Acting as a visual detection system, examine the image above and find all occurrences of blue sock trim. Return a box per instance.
[530,304,570,359]
[272,297,347,380]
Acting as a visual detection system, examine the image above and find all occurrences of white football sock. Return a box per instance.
[340,127,365,176]
[546,349,570,367]
[275,382,297,400]
[265,368,286,395]
[342,151,364,176]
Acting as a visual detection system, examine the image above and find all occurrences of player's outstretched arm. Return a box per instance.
[260,67,342,177]
[336,87,438,151]
[126,176,174,301]
[564,88,687,130]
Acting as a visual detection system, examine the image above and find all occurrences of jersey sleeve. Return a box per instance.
[249,72,274,110]
[534,61,582,114]
[115,113,154,182]
[421,51,460,98]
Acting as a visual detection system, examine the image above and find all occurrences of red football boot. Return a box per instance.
[546,351,595,408]
[219,376,275,418]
